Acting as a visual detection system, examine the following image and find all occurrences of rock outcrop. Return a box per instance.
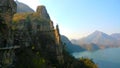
[12,5,64,67]
[0,1,97,68]
[0,0,17,67]
[0,0,17,47]
[0,0,16,25]
[36,5,50,20]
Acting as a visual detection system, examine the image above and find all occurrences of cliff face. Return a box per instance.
[12,5,64,67]
[12,6,60,46]
[0,0,16,24]
[0,1,97,68]
[0,0,17,47]
[0,0,17,67]
[36,6,50,20]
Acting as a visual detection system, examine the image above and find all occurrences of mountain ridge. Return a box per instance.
[111,33,120,41]
[61,35,85,53]
[16,1,34,13]
[71,30,120,50]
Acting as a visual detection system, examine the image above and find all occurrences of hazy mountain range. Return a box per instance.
[111,33,120,41]
[71,30,120,50]
[61,35,85,53]
[16,1,34,13]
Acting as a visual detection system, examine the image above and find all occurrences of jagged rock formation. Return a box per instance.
[12,5,64,67]
[36,6,50,20]
[0,0,16,25]
[0,1,97,68]
[0,0,17,67]
[0,0,17,47]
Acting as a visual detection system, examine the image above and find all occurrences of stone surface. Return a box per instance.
[0,2,97,68]
[0,0,17,67]
[11,3,64,66]
[0,0,17,26]
[36,5,50,20]
[0,0,17,46]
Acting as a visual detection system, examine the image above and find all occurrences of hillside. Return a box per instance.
[111,33,120,41]
[61,35,85,53]
[71,30,120,50]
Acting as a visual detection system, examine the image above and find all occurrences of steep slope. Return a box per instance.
[0,0,17,67]
[16,1,34,13]
[72,30,120,49]
[61,35,85,53]
[0,0,17,48]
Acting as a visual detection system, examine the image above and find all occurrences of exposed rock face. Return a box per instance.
[12,5,64,66]
[0,0,17,19]
[36,6,50,20]
[0,0,16,13]
[0,0,17,67]
[0,2,97,68]
[0,0,17,46]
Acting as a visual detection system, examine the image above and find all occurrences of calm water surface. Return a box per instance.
[72,47,120,68]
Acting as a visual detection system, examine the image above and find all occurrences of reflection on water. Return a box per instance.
[72,47,120,68]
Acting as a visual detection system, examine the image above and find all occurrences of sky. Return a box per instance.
[18,0,120,39]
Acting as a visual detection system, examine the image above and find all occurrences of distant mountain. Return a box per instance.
[111,33,120,41]
[71,39,100,51]
[71,30,120,50]
[61,35,85,53]
[80,43,100,51]
[16,1,34,13]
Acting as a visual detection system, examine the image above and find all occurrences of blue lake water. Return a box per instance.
[72,47,120,68]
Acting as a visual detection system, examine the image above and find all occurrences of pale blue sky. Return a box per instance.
[19,0,120,39]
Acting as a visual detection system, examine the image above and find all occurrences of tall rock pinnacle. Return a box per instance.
[36,5,50,20]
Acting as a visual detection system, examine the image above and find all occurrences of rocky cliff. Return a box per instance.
[0,1,97,68]
[12,5,64,67]
[0,0,17,48]
[0,0,17,67]
[0,0,16,25]
[36,6,50,20]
